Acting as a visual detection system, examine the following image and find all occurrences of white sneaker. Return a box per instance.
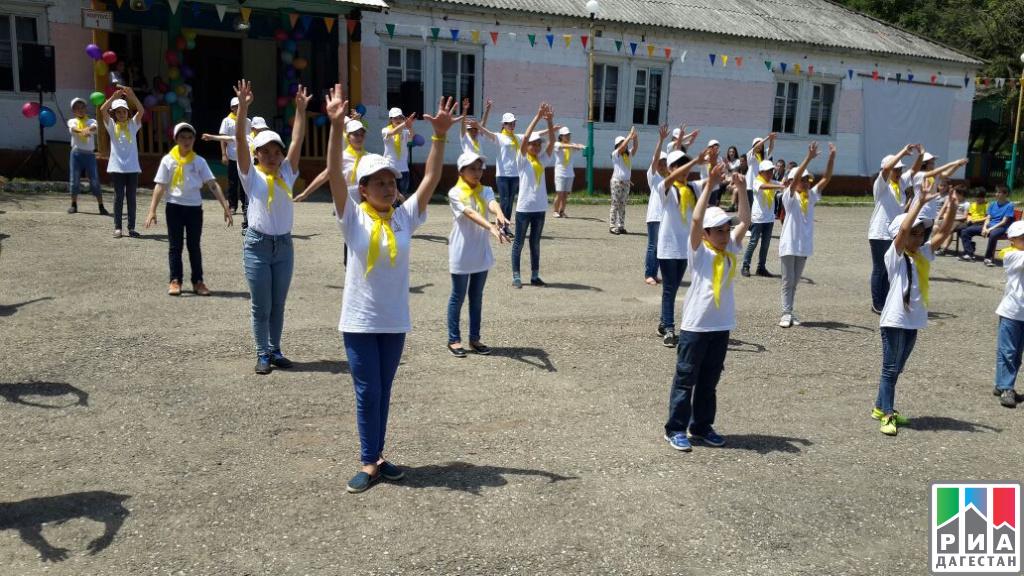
[984,259,995,267]
[779,314,792,328]
[791,314,801,326]
[745,230,752,238]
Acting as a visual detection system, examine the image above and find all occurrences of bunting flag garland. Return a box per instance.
[872,69,879,81]
[722,54,728,67]
[215,4,226,21]
[450,29,460,41]
[346,18,357,34]
[471,30,480,43]
[780,62,787,73]
[508,32,517,41]
[563,34,571,48]
[386,23,395,38]
[324,17,335,33]
[490,31,499,45]
[420,26,428,41]
[793,63,800,74]
[168,0,180,14]
[664,47,671,59]
[907,73,914,82]
[647,44,655,57]
[764,60,772,71]
[114,0,124,7]
[895,72,902,84]
[709,53,716,66]
[581,35,589,49]
[527,33,536,47]
[431,27,440,40]
[614,40,622,52]
[300,15,313,31]
[848,69,854,79]
[807,64,814,76]
[239,6,251,23]
[289,13,300,28]
[930,74,937,84]
[680,50,687,63]
[545,34,554,48]
[629,42,637,55]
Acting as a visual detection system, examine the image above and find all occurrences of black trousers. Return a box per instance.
[166,203,203,284]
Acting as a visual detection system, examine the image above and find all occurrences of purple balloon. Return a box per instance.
[412,134,425,147]
[285,68,296,80]
[181,65,194,79]
[288,82,299,96]
[85,44,102,60]
[143,94,159,108]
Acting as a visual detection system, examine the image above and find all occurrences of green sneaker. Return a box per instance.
[871,408,909,425]
[879,414,898,436]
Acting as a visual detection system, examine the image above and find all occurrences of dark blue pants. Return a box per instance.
[447,271,488,343]
[665,330,730,436]
[645,221,660,279]
[659,258,688,331]
[742,222,773,271]
[111,172,138,231]
[869,239,892,312]
[397,171,411,196]
[512,211,545,278]
[961,224,1007,260]
[996,316,1024,392]
[343,332,406,465]
[875,327,918,414]
[496,176,519,225]
[166,203,202,284]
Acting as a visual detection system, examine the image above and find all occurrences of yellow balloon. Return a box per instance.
[175,84,187,96]
[168,67,180,80]
[95,61,109,76]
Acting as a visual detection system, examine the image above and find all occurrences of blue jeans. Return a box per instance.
[742,222,774,271]
[869,239,892,311]
[69,149,100,198]
[512,211,545,278]
[659,258,688,331]
[343,332,406,465]
[665,330,730,436]
[447,271,488,343]
[645,221,660,279]
[496,177,519,225]
[243,229,294,355]
[996,316,1024,391]
[397,171,411,195]
[875,327,918,414]
[961,224,1008,260]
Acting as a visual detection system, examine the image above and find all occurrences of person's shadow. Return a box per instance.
[412,234,448,244]
[541,282,603,292]
[409,283,433,294]
[0,297,53,317]
[487,347,556,372]
[288,360,349,374]
[798,321,873,333]
[0,491,130,562]
[0,382,89,409]
[719,434,812,454]
[904,416,1002,433]
[402,462,576,495]
[727,338,767,353]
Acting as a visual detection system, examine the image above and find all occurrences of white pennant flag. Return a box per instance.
[509,32,517,41]
[996,78,1006,89]
[420,26,427,42]
[168,0,180,14]
[215,4,226,21]
[680,50,687,64]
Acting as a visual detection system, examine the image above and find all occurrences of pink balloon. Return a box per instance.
[276,95,290,108]
[21,101,40,118]
[101,50,117,65]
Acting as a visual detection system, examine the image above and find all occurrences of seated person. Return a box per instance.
[960,185,1014,266]
[937,183,968,255]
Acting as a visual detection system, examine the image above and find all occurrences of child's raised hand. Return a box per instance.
[658,124,669,140]
[828,142,837,156]
[294,85,311,113]
[423,96,460,135]
[325,84,349,124]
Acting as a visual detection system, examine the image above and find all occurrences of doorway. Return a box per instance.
[191,35,242,161]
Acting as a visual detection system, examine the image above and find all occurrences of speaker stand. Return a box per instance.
[13,86,59,181]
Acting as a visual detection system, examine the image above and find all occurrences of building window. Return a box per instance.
[441,51,475,112]
[808,83,836,136]
[773,81,799,134]
[386,47,423,118]
[0,14,39,92]
[632,67,663,126]
[592,63,619,124]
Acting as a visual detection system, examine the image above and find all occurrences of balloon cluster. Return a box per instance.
[275,28,310,128]
[85,43,118,81]
[150,30,198,123]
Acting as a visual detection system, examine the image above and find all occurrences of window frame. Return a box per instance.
[438,47,480,118]
[771,75,840,139]
[590,56,668,128]
[631,65,666,127]
[384,44,424,116]
[591,60,621,125]
[0,9,47,95]
[808,81,837,137]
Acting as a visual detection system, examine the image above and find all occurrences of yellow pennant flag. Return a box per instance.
[471,30,480,43]
[240,6,252,22]
[722,55,729,67]
[324,17,335,33]
[563,34,572,48]
[114,0,124,7]
[647,44,655,57]
[794,63,802,75]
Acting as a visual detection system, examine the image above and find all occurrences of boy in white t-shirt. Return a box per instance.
[664,163,750,452]
[873,182,959,436]
[66,97,106,215]
[868,144,919,313]
[218,97,245,217]
[994,221,1024,408]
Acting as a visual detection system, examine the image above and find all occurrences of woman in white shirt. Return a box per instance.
[381,107,415,196]
[873,182,958,435]
[868,144,918,313]
[777,142,835,328]
[552,127,584,219]
[66,97,107,215]
[609,128,638,234]
[100,87,144,237]
[325,85,460,494]
[512,103,556,288]
[459,97,493,156]
[233,80,309,375]
[144,122,232,296]
[445,151,510,358]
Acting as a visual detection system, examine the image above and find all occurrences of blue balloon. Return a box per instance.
[164,92,178,104]
[314,114,329,127]
[412,134,425,147]
[38,107,56,127]
[355,103,367,116]
[284,40,297,52]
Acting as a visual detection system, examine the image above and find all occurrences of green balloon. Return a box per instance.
[89,91,105,106]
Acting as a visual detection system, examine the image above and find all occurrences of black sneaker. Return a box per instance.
[98,205,110,216]
[741,268,751,278]
[755,268,777,278]
[663,331,678,348]
[609,228,620,235]
[469,342,492,355]
[346,471,378,494]
[128,230,141,238]
[530,277,546,287]
[447,344,467,358]
[67,204,77,214]
[255,353,272,374]
[378,461,405,481]
[1000,388,1018,408]
[269,350,293,368]
[657,324,667,337]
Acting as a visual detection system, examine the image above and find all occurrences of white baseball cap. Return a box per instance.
[888,213,933,237]
[758,160,775,172]
[922,152,936,162]
[707,139,720,147]
[70,97,86,108]
[230,97,240,107]
[111,99,129,111]
[671,128,681,138]
[527,132,543,143]
[666,150,688,167]
[388,107,404,118]
[704,206,738,228]
[1008,221,1024,239]
[501,112,516,124]
[250,116,268,131]
[172,122,195,139]
[345,119,366,134]
[614,136,626,147]
[558,126,571,136]
[752,137,764,146]
[355,153,401,182]
[785,168,816,182]
[457,151,487,171]
[881,155,905,169]
[252,130,285,151]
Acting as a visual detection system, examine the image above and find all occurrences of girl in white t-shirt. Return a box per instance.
[645,125,671,286]
[66,97,106,215]
[325,85,460,494]
[100,87,144,236]
[994,221,1024,408]
[868,144,919,313]
[777,142,835,328]
[445,151,511,358]
[873,182,959,436]
[664,164,750,452]
[459,97,494,156]
[609,127,638,234]
[553,127,585,218]
[233,80,309,376]
[744,133,775,205]
[382,107,415,195]
[144,122,232,296]
[511,102,556,288]
[741,157,783,276]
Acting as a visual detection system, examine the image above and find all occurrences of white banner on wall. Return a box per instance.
[862,80,956,176]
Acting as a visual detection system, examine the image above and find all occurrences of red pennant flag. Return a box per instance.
[346,18,357,34]
[808,65,814,76]
[872,69,879,81]
[580,35,588,49]
[735,56,743,68]
[930,74,937,84]
[490,31,499,45]
[664,47,671,59]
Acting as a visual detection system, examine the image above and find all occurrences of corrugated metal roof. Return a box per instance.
[418,0,981,65]
[333,0,390,8]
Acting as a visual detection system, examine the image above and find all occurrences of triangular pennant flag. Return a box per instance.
[191,2,201,17]
[386,23,395,38]
[629,42,637,56]
[289,13,299,28]
[780,62,787,73]
[680,50,687,63]
[996,78,1005,89]
[168,0,180,14]
[808,65,814,76]
[884,73,890,84]
[545,34,554,48]
[581,35,588,48]
[471,30,479,43]
[563,35,572,48]
[794,63,800,74]
[647,44,655,57]
[907,73,914,83]
[614,40,622,52]
[450,29,459,41]
[664,47,671,59]
[722,54,729,67]
[239,6,251,22]
[848,69,854,79]
[764,60,772,71]
[300,15,313,31]
[871,69,878,81]
[324,17,335,33]
[114,0,124,7]
[709,53,716,66]
[431,27,440,40]
[964,75,969,87]
[420,26,428,41]
[490,31,499,45]
[895,72,902,84]
[735,56,743,68]
[346,18,357,34]
[508,32,517,41]
[930,74,937,84]
[528,34,536,47]
[215,4,226,21]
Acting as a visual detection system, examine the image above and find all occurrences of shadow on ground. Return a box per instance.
[0,382,89,409]
[0,491,130,562]
[402,461,577,495]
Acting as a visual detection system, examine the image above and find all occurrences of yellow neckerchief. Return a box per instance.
[359,201,397,276]
[703,239,736,309]
[255,164,290,210]
[754,149,763,164]
[228,112,237,122]
[998,246,1019,260]
[907,249,930,307]
[562,146,571,165]
[114,119,132,143]
[391,126,403,160]
[673,181,695,219]
[795,185,809,216]
[889,178,902,203]
[526,152,544,185]
[757,174,774,207]
[621,151,632,171]
[456,177,487,215]
[468,134,480,152]
[345,144,365,184]
[501,129,519,149]
[75,116,89,142]
[168,145,195,191]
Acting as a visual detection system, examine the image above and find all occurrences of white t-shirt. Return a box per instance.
[745,149,767,191]
[342,147,366,185]
[554,143,577,179]
[381,126,411,173]
[104,117,141,173]
[153,153,215,207]
[67,117,97,152]
[515,151,552,213]
[997,250,1024,321]
[751,175,778,224]
[698,160,718,181]
[908,172,943,221]
[646,166,665,223]
[611,149,633,182]
[240,161,298,236]
[680,239,741,332]
[219,115,239,161]
[778,184,822,257]
[868,173,907,241]
[337,194,427,333]
[657,179,698,260]
[448,184,497,274]
[460,133,484,156]
[495,132,524,178]
[880,243,934,330]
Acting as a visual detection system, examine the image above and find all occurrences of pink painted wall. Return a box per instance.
[670,78,773,130]
[484,61,587,119]
[951,99,972,141]
[836,88,862,133]
[52,22,94,91]
[360,46,379,107]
